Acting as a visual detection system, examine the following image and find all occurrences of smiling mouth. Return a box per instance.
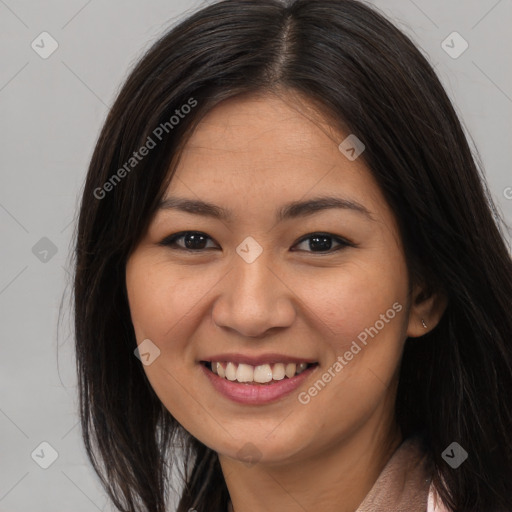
[200,361,319,385]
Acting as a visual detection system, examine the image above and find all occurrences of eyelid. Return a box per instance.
[158,231,219,250]
[292,232,354,252]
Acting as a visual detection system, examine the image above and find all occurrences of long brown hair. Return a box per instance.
[73,1,512,511]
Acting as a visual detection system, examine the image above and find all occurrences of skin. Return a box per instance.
[125,91,446,512]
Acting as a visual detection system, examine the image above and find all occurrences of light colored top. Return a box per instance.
[226,436,451,512]
[428,483,450,512]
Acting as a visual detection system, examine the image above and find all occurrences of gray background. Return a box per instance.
[0,0,511,511]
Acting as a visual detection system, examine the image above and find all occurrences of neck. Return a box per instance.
[220,408,402,512]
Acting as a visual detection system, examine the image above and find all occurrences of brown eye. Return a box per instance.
[159,231,218,251]
[292,233,353,253]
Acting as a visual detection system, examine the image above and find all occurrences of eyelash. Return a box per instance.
[158,231,354,254]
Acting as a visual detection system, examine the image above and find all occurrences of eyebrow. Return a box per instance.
[157,195,374,222]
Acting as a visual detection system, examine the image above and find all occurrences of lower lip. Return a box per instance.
[200,363,318,405]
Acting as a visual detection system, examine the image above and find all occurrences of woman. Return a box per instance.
[73,1,512,511]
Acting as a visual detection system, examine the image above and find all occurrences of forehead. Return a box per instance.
[162,92,390,225]
[180,92,344,166]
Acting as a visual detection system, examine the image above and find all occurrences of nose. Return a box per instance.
[211,250,296,338]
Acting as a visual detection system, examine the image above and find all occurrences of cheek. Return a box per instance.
[294,268,408,441]
[297,255,409,350]
[126,256,214,343]
[125,256,216,427]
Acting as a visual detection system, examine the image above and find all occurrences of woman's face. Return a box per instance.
[125,92,422,465]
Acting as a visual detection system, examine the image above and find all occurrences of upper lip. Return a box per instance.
[200,353,317,366]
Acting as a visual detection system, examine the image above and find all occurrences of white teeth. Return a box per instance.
[296,362,308,374]
[272,363,285,380]
[225,362,237,381]
[208,361,313,383]
[285,363,297,378]
[236,363,254,382]
[253,364,273,383]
